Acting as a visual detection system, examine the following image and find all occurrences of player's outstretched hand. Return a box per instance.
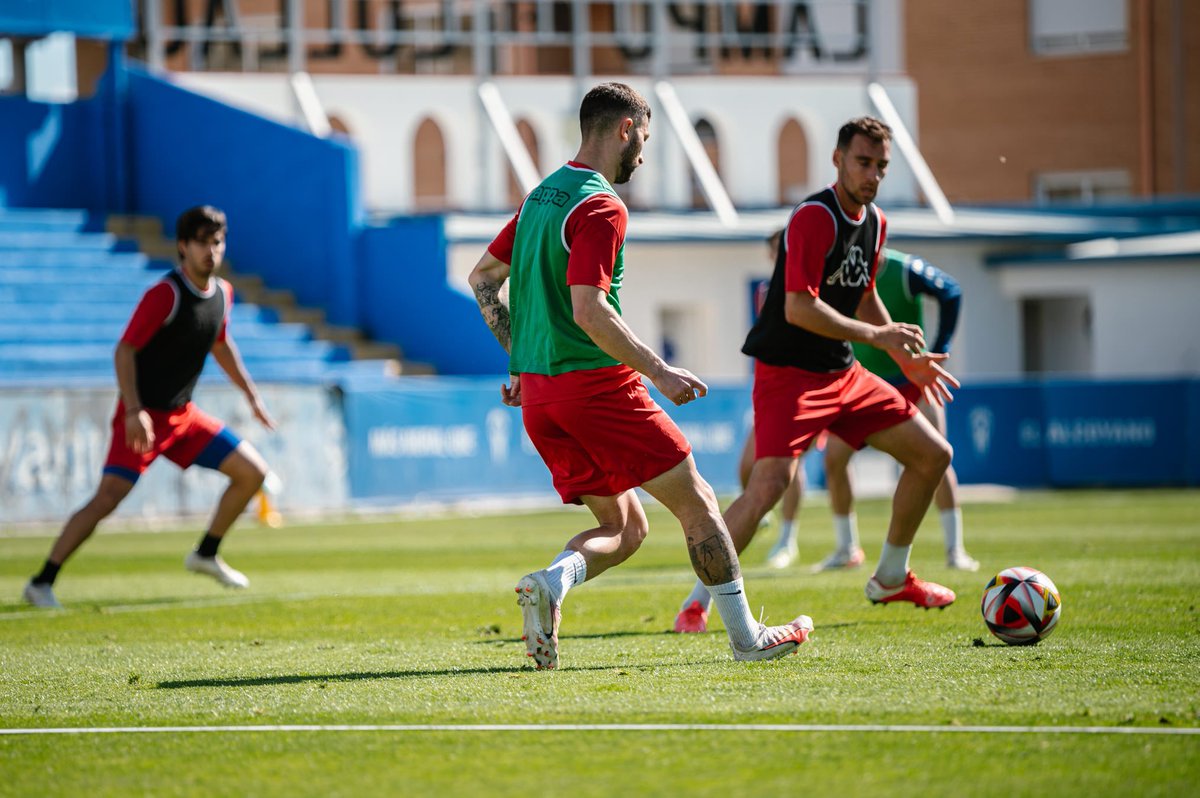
[653,366,708,406]
[501,374,522,407]
[250,395,277,431]
[897,351,961,407]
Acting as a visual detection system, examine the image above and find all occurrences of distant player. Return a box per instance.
[735,229,804,571]
[468,82,812,669]
[22,206,276,609]
[674,116,960,634]
[816,249,980,573]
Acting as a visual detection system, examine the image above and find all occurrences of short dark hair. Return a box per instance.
[175,205,227,244]
[579,82,651,139]
[837,117,892,151]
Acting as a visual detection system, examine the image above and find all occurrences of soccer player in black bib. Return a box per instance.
[23,206,276,608]
[675,117,961,632]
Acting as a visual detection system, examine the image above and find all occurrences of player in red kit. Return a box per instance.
[22,206,276,609]
[469,82,812,669]
[674,117,960,633]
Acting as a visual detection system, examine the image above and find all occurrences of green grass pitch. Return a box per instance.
[1,489,1197,796]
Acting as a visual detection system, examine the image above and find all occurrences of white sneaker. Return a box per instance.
[516,571,561,670]
[22,580,62,609]
[810,546,866,573]
[947,549,981,571]
[730,615,814,661]
[765,539,798,569]
[184,552,250,589]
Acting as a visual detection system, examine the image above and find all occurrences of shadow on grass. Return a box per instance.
[157,660,661,689]
[472,628,679,645]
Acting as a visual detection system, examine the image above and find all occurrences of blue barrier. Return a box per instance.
[944,383,1047,487]
[1040,380,1188,486]
[343,379,554,502]
[947,380,1195,487]
[342,377,1200,504]
[1188,382,1200,486]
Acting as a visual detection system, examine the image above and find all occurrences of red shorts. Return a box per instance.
[888,377,923,404]
[522,378,691,504]
[753,360,916,457]
[104,401,233,483]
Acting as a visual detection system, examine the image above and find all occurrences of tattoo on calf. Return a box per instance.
[687,532,740,584]
[472,280,512,353]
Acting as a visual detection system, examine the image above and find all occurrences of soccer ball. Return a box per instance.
[980,566,1062,646]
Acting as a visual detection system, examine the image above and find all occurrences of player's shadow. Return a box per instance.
[156,663,617,689]
[474,629,676,645]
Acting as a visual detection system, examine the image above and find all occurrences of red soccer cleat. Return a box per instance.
[865,570,956,609]
[672,600,709,633]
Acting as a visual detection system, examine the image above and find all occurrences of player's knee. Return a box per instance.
[750,468,791,508]
[228,455,268,492]
[622,515,649,552]
[923,438,953,477]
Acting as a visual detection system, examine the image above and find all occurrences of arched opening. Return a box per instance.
[506,118,541,207]
[413,117,448,211]
[777,118,810,205]
[691,118,721,209]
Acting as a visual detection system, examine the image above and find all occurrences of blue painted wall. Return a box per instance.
[0,96,105,212]
[0,0,133,38]
[358,218,508,375]
[124,66,365,326]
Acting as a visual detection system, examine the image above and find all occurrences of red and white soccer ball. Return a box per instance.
[980,566,1062,646]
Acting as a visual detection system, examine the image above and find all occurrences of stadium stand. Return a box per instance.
[0,207,403,388]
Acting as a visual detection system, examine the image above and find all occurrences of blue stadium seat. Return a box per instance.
[0,209,355,386]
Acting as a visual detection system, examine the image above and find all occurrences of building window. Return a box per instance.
[690,118,721,210]
[777,118,809,206]
[413,117,448,211]
[1029,0,1127,56]
[506,118,540,208]
[1034,170,1132,205]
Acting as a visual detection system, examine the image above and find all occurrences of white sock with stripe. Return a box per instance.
[706,577,759,650]
[542,550,587,605]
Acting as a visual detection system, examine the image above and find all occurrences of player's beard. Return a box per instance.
[613,138,641,184]
[839,164,877,206]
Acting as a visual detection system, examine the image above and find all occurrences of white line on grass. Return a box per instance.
[1,724,1196,737]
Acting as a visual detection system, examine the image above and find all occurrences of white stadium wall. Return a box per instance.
[172,72,919,213]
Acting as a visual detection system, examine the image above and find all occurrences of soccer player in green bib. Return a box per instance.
[468,82,812,669]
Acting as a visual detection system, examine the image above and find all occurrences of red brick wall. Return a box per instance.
[906,0,1198,202]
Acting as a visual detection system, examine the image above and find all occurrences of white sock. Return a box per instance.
[776,520,797,549]
[681,579,713,613]
[874,541,911,586]
[542,550,587,605]
[833,513,859,551]
[940,508,963,552]
[706,577,759,650]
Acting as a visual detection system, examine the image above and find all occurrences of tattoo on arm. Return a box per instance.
[472,280,512,353]
[686,532,741,585]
